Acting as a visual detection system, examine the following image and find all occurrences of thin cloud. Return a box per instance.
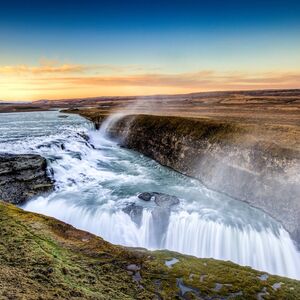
[1,68,299,101]
[0,61,162,75]
[32,70,300,89]
[0,63,88,75]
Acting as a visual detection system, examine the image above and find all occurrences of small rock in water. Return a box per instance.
[154,193,180,208]
[138,192,180,208]
[138,192,153,201]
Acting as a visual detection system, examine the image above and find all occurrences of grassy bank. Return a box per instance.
[1,201,300,299]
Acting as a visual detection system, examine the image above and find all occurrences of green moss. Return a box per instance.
[0,201,300,299]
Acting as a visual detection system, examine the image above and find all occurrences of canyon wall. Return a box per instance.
[102,114,300,244]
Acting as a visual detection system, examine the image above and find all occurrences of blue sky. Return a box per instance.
[0,0,299,100]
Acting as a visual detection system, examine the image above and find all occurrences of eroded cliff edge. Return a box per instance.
[68,110,300,245]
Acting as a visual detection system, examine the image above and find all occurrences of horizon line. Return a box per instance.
[1,87,299,103]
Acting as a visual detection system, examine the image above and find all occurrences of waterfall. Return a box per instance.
[24,196,300,279]
[2,110,299,280]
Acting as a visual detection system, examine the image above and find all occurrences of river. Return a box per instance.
[1,110,299,279]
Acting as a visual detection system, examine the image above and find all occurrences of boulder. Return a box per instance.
[0,154,54,204]
[137,192,153,201]
[138,192,180,208]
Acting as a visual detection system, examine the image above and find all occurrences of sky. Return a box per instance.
[0,0,300,101]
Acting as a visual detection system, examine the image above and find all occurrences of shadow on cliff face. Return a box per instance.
[97,98,300,245]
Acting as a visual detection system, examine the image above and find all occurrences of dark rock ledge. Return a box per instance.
[0,153,54,204]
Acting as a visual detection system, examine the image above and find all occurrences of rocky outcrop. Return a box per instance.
[1,201,300,299]
[138,192,180,207]
[0,154,53,204]
[103,114,300,244]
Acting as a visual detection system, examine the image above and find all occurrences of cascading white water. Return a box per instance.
[23,196,300,279]
[1,111,300,280]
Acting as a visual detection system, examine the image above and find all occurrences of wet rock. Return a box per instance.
[126,264,140,272]
[138,192,180,208]
[126,264,144,287]
[138,192,153,201]
[122,203,143,226]
[133,271,142,282]
[77,132,90,142]
[0,154,54,204]
[154,193,180,208]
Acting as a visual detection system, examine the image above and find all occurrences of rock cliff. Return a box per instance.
[74,112,300,245]
[0,154,53,204]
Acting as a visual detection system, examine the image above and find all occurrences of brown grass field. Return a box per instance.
[1,89,300,151]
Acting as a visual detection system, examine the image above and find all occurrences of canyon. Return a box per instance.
[1,89,300,298]
[68,110,300,246]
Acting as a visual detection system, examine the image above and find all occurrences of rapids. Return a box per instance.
[1,110,300,279]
